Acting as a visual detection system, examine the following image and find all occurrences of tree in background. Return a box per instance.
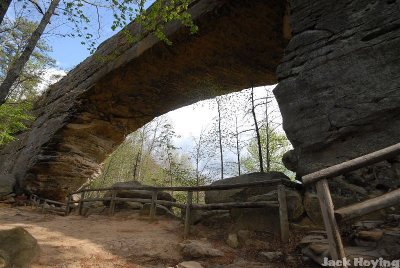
[88,87,294,192]
[0,17,58,147]
[90,116,200,197]
[223,90,251,176]
[0,0,60,105]
[0,17,56,101]
[190,126,214,202]
[242,125,292,175]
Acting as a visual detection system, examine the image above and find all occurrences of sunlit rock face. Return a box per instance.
[275,0,400,176]
[0,0,288,201]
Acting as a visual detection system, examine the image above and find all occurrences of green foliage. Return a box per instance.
[63,0,198,53]
[242,125,293,177]
[0,17,57,146]
[90,116,202,194]
[0,102,33,146]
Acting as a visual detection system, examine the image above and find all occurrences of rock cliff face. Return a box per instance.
[275,0,400,175]
[0,0,288,200]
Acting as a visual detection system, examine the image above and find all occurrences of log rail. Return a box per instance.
[302,142,400,267]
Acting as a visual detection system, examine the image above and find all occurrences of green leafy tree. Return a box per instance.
[242,125,292,175]
[0,17,56,101]
[0,17,57,146]
[0,102,33,146]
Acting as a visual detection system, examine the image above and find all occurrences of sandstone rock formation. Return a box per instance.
[1,0,399,205]
[0,227,40,268]
[274,0,400,176]
[0,0,288,200]
[205,172,290,204]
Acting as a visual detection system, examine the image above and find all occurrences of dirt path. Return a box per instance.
[0,205,184,267]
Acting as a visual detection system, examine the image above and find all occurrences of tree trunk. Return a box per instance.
[217,99,224,179]
[133,127,146,181]
[265,97,270,172]
[196,145,200,203]
[0,0,61,104]
[0,0,12,25]
[251,87,264,172]
[235,115,241,175]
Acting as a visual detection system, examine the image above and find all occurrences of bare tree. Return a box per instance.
[132,125,146,181]
[250,87,263,172]
[216,97,224,179]
[191,126,213,202]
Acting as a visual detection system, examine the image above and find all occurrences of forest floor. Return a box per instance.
[0,204,300,268]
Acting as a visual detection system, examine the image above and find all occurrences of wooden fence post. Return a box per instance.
[316,179,347,265]
[149,191,158,221]
[110,189,117,216]
[41,201,45,213]
[277,184,289,243]
[78,191,86,216]
[184,191,193,240]
[65,194,71,216]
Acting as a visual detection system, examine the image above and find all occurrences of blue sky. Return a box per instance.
[7,0,154,69]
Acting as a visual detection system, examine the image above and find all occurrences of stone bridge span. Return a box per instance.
[1,0,400,201]
[0,0,289,200]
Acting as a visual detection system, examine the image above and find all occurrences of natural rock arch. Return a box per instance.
[1,0,400,201]
[0,0,289,200]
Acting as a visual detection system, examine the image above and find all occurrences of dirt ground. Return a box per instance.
[0,204,186,268]
[0,204,301,268]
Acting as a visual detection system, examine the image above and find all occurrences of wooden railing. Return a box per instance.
[30,194,68,215]
[302,143,400,267]
[66,178,298,241]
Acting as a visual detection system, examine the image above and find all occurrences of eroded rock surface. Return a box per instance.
[205,172,289,204]
[275,0,400,175]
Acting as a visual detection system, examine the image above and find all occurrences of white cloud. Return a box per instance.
[38,68,67,93]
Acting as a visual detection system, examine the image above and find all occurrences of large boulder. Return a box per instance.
[205,172,290,204]
[104,181,176,208]
[180,240,224,259]
[230,207,281,234]
[204,172,299,234]
[248,188,304,221]
[0,227,40,268]
[140,203,174,217]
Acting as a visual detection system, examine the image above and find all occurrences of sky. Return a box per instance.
[6,0,154,69]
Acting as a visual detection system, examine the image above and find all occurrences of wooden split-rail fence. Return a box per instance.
[65,179,297,241]
[29,142,400,256]
[30,194,68,215]
[302,142,400,267]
